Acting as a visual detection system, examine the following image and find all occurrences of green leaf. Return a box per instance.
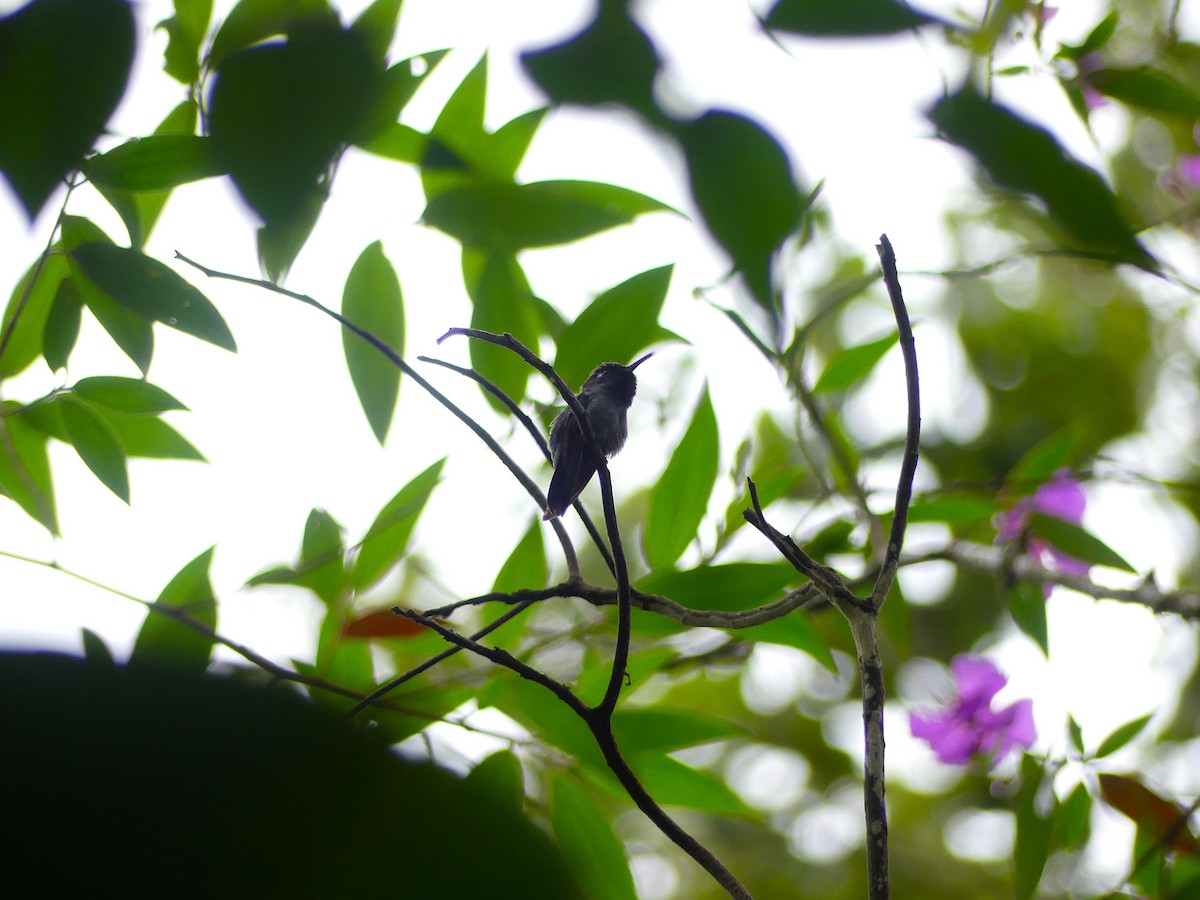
[1029,512,1135,572]
[129,547,218,674]
[813,332,899,393]
[423,180,673,249]
[84,135,223,192]
[300,508,347,606]
[628,755,753,817]
[1094,713,1153,759]
[489,108,549,180]
[342,241,404,444]
[553,265,676,391]
[81,627,115,666]
[207,0,333,66]
[92,100,199,249]
[0,253,69,379]
[354,50,449,146]
[1056,11,1118,61]
[1087,66,1200,118]
[644,387,719,569]
[353,458,445,590]
[612,708,743,754]
[70,243,236,352]
[906,492,996,524]
[521,4,661,120]
[256,189,324,283]
[61,216,154,373]
[765,0,942,35]
[349,0,402,62]
[928,87,1151,266]
[638,563,798,614]
[677,111,805,315]
[1059,782,1092,850]
[0,406,58,533]
[1068,715,1086,755]
[208,21,380,230]
[1014,755,1054,899]
[1008,429,1075,490]
[464,751,525,816]
[59,395,130,503]
[0,0,134,218]
[550,777,637,900]
[73,376,186,414]
[462,249,540,408]
[98,412,204,461]
[42,276,82,372]
[360,122,427,163]
[1008,581,1049,658]
[492,519,548,594]
[158,0,213,84]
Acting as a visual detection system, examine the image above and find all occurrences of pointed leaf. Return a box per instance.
[492,519,548,593]
[159,0,213,84]
[929,88,1151,266]
[1060,781,1092,850]
[678,111,805,313]
[0,0,134,218]
[1014,755,1054,899]
[84,135,223,192]
[423,180,673,249]
[554,265,676,391]
[1029,512,1134,572]
[1008,581,1049,658]
[766,0,943,34]
[521,4,661,120]
[80,627,115,666]
[70,243,236,351]
[59,395,129,503]
[1008,429,1075,490]
[644,387,719,569]
[612,708,743,754]
[42,276,82,371]
[550,778,637,900]
[92,100,199,250]
[98,412,203,461]
[129,547,218,674]
[1087,66,1200,118]
[462,249,539,407]
[1094,713,1153,759]
[354,50,450,146]
[342,241,404,444]
[0,405,58,533]
[629,755,753,817]
[1068,715,1086,755]
[74,377,186,414]
[349,0,402,62]
[61,216,154,372]
[813,332,899,393]
[464,750,525,816]
[906,492,996,524]
[0,253,69,379]
[353,458,445,590]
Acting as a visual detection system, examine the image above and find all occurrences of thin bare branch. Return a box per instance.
[870,234,921,611]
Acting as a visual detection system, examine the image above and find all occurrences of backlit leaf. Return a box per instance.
[813,332,899,393]
[550,778,637,900]
[644,386,719,569]
[1029,512,1134,572]
[129,546,218,674]
[342,241,404,444]
[59,395,129,503]
[353,458,445,590]
[766,0,943,35]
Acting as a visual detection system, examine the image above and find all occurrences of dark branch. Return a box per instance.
[870,234,921,611]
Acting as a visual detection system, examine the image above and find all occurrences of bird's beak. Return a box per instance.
[629,352,653,370]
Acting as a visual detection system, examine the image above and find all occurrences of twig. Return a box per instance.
[345,598,539,719]
[870,234,920,610]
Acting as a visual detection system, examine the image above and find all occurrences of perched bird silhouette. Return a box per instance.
[543,353,652,519]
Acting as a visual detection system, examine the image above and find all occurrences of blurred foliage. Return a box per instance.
[2,0,1200,897]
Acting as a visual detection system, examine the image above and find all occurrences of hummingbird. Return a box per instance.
[543,353,652,520]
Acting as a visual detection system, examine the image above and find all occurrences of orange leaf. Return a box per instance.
[342,609,427,639]
[1099,773,1200,856]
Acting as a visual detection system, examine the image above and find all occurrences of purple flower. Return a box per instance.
[998,468,1090,589]
[910,656,1037,766]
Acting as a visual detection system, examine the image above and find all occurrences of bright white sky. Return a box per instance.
[3,2,1200,867]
